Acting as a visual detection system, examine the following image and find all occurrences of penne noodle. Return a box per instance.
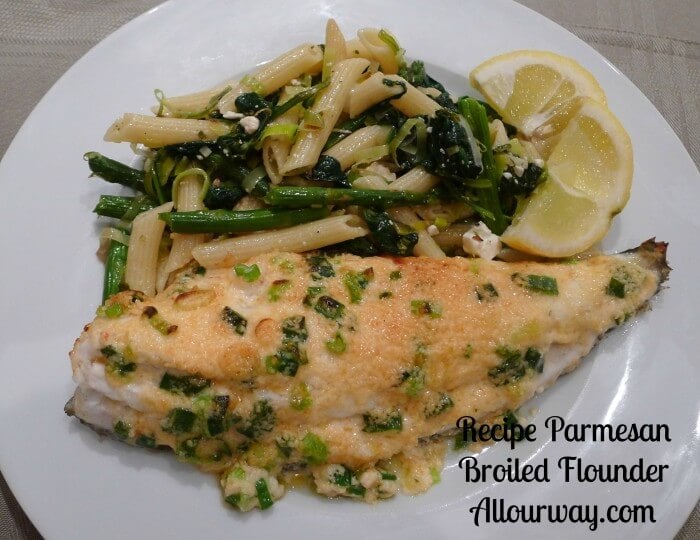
[192,215,369,268]
[124,202,173,296]
[218,44,324,113]
[349,73,442,118]
[104,114,230,147]
[357,28,401,74]
[323,125,392,169]
[281,58,370,175]
[323,19,348,80]
[153,79,238,117]
[345,38,371,59]
[390,208,447,258]
[348,72,405,117]
[164,175,209,276]
[389,166,441,193]
[155,250,171,294]
[263,139,291,185]
[261,94,302,184]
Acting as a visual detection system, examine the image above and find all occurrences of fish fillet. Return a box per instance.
[66,240,669,509]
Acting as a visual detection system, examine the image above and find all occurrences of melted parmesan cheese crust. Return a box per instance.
[68,243,666,503]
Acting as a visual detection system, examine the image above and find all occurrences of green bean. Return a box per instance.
[263,186,432,208]
[84,152,146,193]
[159,207,330,234]
[93,195,156,220]
[103,240,128,302]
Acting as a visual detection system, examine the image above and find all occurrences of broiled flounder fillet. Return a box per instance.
[66,240,668,508]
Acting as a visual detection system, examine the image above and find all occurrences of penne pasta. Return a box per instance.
[281,58,370,175]
[192,215,369,268]
[155,250,171,293]
[104,114,230,147]
[390,207,447,258]
[163,175,209,277]
[124,201,173,296]
[323,19,348,80]
[323,125,392,169]
[218,44,323,113]
[348,73,442,118]
[345,38,371,59]
[261,91,303,183]
[153,79,237,117]
[389,166,441,193]
[347,72,405,117]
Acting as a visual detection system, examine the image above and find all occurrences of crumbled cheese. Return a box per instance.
[199,145,212,158]
[426,126,433,134]
[363,162,396,182]
[503,171,513,179]
[239,115,260,135]
[513,165,525,177]
[534,158,545,168]
[359,470,381,489]
[222,111,244,120]
[290,78,302,86]
[426,224,439,236]
[462,221,502,260]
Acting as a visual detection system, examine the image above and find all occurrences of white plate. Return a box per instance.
[0,1,698,538]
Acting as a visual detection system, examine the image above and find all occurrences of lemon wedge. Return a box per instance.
[501,98,633,257]
[470,50,632,257]
[501,175,612,257]
[470,50,606,137]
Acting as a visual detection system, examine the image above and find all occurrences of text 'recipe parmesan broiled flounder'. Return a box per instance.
[66,240,669,510]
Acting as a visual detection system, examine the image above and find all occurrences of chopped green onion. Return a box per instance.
[270,80,329,120]
[607,276,626,298]
[240,75,264,94]
[512,273,559,295]
[289,382,313,411]
[301,433,328,464]
[410,300,442,318]
[378,29,401,54]
[268,280,292,302]
[255,478,274,510]
[234,263,261,282]
[325,332,347,354]
[301,109,325,130]
[353,144,390,165]
[259,123,298,141]
[171,167,210,206]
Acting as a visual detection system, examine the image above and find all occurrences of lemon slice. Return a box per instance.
[545,98,632,212]
[501,177,611,257]
[470,50,606,136]
[501,99,633,257]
